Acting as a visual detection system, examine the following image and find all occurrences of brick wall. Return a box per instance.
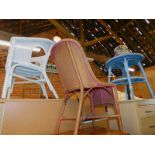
[0,70,65,99]
[0,49,7,68]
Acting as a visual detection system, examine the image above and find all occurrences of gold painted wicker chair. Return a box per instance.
[51,39,123,135]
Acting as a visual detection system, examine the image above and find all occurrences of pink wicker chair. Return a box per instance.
[51,39,123,135]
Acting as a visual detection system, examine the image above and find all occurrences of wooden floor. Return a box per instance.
[61,127,128,135]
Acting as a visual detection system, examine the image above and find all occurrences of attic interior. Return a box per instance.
[0,19,155,135]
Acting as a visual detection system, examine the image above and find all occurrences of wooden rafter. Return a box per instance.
[84,34,113,46]
[98,19,124,45]
[48,19,80,42]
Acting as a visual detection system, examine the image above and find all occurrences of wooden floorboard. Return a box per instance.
[61,127,128,135]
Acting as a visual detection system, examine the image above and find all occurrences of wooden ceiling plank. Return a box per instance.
[98,19,124,45]
[119,30,137,53]
[126,27,155,57]
[19,19,22,34]
[119,31,150,66]
[117,20,135,32]
[134,20,155,50]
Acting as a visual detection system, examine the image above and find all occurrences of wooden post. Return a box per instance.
[79,20,86,50]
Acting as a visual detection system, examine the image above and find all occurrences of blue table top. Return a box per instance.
[106,53,144,69]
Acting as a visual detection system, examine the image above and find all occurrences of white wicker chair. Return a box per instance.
[2,37,59,99]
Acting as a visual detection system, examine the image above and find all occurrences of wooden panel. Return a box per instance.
[0,98,108,135]
[1,99,78,134]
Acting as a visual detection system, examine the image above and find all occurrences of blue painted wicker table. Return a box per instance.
[106,53,154,100]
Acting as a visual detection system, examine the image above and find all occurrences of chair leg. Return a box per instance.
[117,115,123,131]
[137,62,155,98]
[7,74,15,99]
[7,88,12,99]
[10,77,15,94]
[6,73,14,99]
[2,86,8,99]
[90,97,96,128]
[42,72,59,99]
[40,83,48,99]
[74,90,84,135]
[112,87,123,131]
[7,77,16,99]
[2,72,11,98]
[55,96,68,135]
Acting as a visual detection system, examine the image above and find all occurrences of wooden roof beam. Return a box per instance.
[98,19,124,45]
[48,19,80,42]
[84,34,113,46]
